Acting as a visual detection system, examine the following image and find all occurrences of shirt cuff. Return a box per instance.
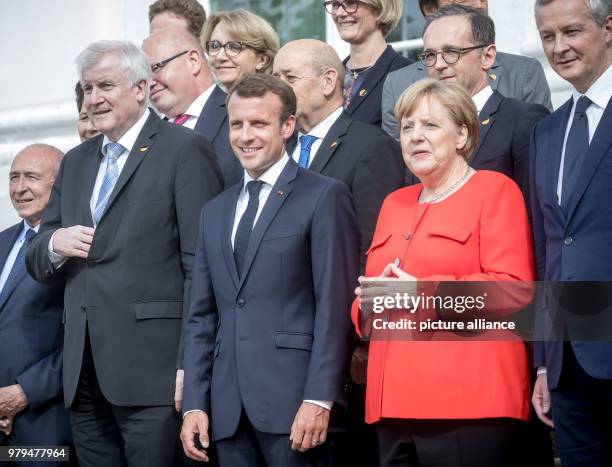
[536,367,547,376]
[48,231,67,268]
[183,409,204,419]
[304,400,333,411]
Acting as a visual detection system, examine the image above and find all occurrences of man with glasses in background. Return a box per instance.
[381,0,552,140]
[143,25,242,187]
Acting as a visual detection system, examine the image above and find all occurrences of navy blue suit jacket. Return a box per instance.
[530,97,612,389]
[344,45,411,128]
[182,159,359,440]
[0,223,71,446]
[194,85,243,187]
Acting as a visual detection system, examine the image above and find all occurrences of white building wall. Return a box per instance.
[0,1,571,230]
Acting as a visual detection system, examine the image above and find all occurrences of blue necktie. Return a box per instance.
[93,142,124,225]
[561,96,591,211]
[298,135,317,168]
[234,181,264,277]
[0,229,36,303]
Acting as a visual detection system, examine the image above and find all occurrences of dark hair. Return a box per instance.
[227,74,296,124]
[75,81,84,112]
[148,0,206,38]
[424,4,495,45]
[419,0,439,16]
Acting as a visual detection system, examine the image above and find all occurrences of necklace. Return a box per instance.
[418,166,472,204]
[347,64,374,79]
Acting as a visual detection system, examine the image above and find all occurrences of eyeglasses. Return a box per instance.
[206,40,246,57]
[323,0,359,15]
[419,45,488,67]
[150,50,189,73]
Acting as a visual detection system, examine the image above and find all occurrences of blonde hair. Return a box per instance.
[360,0,403,37]
[201,9,279,74]
[394,79,479,161]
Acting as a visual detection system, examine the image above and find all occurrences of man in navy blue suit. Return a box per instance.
[180,74,359,466]
[0,144,71,465]
[143,26,243,187]
[531,0,612,465]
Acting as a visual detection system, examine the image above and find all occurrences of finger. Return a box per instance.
[181,425,208,462]
[380,263,395,277]
[80,227,96,236]
[291,426,305,451]
[318,428,328,444]
[300,431,314,452]
[174,398,182,412]
[198,419,210,449]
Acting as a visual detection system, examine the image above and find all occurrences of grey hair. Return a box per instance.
[535,0,612,27]
[76,40,152,100]
[424,4,495,46]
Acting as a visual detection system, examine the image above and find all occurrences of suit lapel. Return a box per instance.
[286,133,298,157]
[222,183,243,289]
[237,160,298,291]
[546,100,573,214]
[98,112,160,224]
[0,224,26,310]
[474,91,503,163]
[194,85,227,141]
[308,112,350,173]
[81,137,104,227]
[346,46,396,115]
[565,99,612,222]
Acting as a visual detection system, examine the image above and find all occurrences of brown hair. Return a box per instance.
[75,81,84,112]
[148,0,206,38]
[228,74,296,124]
[395,79,479,161]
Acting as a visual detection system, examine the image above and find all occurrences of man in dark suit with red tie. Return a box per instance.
[0,144,71,466]
[143,26,243,186]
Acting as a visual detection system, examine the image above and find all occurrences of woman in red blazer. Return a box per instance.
[353,79,535,466]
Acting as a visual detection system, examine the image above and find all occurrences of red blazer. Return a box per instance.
[352,170,535,423]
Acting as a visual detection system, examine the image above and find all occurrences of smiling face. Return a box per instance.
[208,23,268,90]
[423,15,493,96]
[81,52,147,142]
[400,96,467,182]
[536,0,612,93]
[227,93,295,179]
[77,101,99,142]
[332,1,380,44]
[9,147,60,226]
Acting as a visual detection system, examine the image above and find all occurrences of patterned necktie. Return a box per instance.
[0,229,36,303]
[561,95,591,211]
[174,114,189,126]
[298,135,317,169]
[234,180,264,277]
[93,142,124,225]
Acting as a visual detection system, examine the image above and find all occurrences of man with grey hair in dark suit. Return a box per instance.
[381,0,552,140]
[27,40,223,466]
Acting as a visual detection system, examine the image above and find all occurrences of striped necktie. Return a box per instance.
[93,142,124,225]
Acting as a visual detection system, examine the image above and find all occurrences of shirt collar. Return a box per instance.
[102,108,151,155]
[571,65,612,111]
[242,153,290,192]
[299,106,344,140]
[21,219,39,235]
[472,85,494,114]
[182,84,216,119]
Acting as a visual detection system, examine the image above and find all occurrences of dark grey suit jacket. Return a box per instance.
[26,111,223,407]
[381,51,553,140]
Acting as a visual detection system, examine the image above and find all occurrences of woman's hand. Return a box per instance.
[380,262,417,281]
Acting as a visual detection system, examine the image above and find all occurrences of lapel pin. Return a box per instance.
[277,190,284,196]
[139,145,149,152]
[330,141,338,149]
[481,118,490,126]
[489,73,497,81]
[359,89,367,97]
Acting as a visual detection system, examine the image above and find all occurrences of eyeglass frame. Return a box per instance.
[323,0,360,15]
[205,40,249,58]
[150,50,189,74]
[419,44,489,67]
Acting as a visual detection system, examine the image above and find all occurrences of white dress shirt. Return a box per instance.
[472,85,494,114]
[290,107,344,168]
[556,65,612,202]
[169,84,216,129]
[0,221,39,293]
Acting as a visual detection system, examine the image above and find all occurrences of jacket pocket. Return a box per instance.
[134,301,183,319]
[427,226,472,243]
[366,232,392,256]
[274,332,313,351]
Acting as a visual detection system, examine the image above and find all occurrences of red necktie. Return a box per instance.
[174,114,189,125]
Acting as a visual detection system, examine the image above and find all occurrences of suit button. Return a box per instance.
[564,236,573,246]
[237,298,245,308]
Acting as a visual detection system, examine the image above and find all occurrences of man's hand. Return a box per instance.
[290,402,330,452]
[180,411,210,462]
[532,373,554,428]
[174,370,184,412]
[52,226,95,258]
[0,385,28,435]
